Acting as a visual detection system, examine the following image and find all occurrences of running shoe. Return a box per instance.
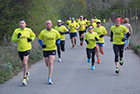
[26,72,30,82]
[127,46,129,49]
[125,48,127,50]
[22,78,27,86]
[72,45,75,49]
[87,59,91,63]
[101,52,104,55]
[115,68,120,74]
[80,42,83,46]
[119,59,123,66]
[97,59,100,64]
[91,65,95,70]
[74,41,77,45]
[48,78,53,85]
[58,58,61,62]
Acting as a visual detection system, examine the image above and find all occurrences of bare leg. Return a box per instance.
[22,56,29,78]
[96,45,100,60]
[48,55,55,78]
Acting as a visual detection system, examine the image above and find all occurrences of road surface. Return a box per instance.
[0,35,140,94]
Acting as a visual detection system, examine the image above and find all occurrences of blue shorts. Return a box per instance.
[70,33,77,39]
[96,43,105,47]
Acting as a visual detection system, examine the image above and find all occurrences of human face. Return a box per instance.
[115,20,121,27]
[89,26,93,33]
[91,19,94,23]
[80,17,83,20]
[97,22,101,27]
[46,20,52,29]
[19,21,26,29]
[69,17,71,20]
[57,22,61,26]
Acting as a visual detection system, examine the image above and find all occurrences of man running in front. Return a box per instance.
[54,20,69,62]
[38,20,60,84]
[12,19,36,86]
[110,18,130,74]
[94,20,107,63]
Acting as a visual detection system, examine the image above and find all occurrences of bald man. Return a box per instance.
[38,20,60,84]
[12,19,36,85]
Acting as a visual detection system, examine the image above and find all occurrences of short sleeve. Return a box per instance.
[38,31,43,40]
[56,31,60,40]
[84,33,87,40]
[103,27,107,34]
[123,26,129,33]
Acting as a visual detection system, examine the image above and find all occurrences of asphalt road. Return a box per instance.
[0,35,140,94]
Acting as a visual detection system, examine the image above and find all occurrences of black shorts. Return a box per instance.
[43,50,56,57]
[18,50,30,60]
[79,30,86,36]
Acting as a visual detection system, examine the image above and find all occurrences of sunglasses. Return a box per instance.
[96,22,101,24]
[89,27,93,29]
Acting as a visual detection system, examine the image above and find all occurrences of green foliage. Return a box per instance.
[134,45,140,53]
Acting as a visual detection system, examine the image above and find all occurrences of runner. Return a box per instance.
[91,19,97,28]
[94,20,107,63]
[69,17,79,49]
[78,15,86,46]
[123,18,132,50]
[38,20,60,84]
[94,16,98,23]
[110,18,130,74]
[12,19,36,86]
[85,25,99,70]
[54,20,69,62]
[103,19,106,24]
[66,17,71,29]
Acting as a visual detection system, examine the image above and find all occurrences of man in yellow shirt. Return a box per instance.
[12,19,36,86]
[110,18,130,74]
[94,16,98,23]
[66,17,71,28]
[91,19,97,28]
[103,19,106,24]
[38,20,60,84]
[54,20,69,62]
[78,15,86,46]
[69,17,79,49]
[85,25,99,70]
[94,20,107,64]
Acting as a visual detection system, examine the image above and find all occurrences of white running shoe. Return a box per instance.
[58,58,61,62]
[22,78,27,86]
[26,72,30,82]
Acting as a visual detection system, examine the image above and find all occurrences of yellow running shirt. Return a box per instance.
[12,27,36,51]
[110,25,129,45]
[85,32,99,49]
[94,26,107,43]
[103,19,106,23]
[66,20,71,28]
[92,23,97,28]
[78,20,86,31]
[69,22,79,33]
[38,29,60,51]
[94,19,98,23]
[54,25,68,41]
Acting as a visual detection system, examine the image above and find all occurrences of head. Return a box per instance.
[96,20,101,27]
[88,25,94,33]
[69,17,71,20]
[46,20,52,29]
[19,19,26,29]
[80,15,83,20]
[57,20,62,26]
[71,17,75,22]
[91,19,94,23]
[124,18,129,23]
[94,16,96,19]
[115,18,121,27]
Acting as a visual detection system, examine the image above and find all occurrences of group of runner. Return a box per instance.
[11,15,131,86]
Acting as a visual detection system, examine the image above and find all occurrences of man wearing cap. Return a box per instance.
[110,18,130,74]
[78,15,86,46]
[54,20,69,62]
[94,20,107,64]
[38,20,60,84]
[12,19,36,86]
[69,17,79,49]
